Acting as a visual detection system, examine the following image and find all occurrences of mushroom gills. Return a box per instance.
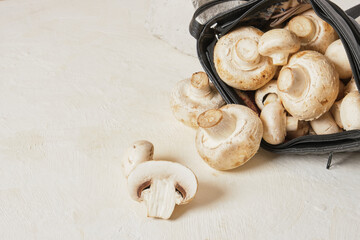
[141,179,183,219]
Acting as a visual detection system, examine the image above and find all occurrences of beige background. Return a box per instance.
[0,0,359,239]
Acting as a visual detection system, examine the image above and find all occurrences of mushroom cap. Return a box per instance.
[310,112,342,135]
[255,80,278,110]
[258,29,301,65]
[214,27,277,90]
[330,100,344,129]
[127,161,198,204]
[170,72,225,128]
[121,140,154,178]
[325,39,352,79]
[288,10,338,54]
[195,104,263,170]
[277,51,339,121]
[340,91,360,130]
[260,100,287,145]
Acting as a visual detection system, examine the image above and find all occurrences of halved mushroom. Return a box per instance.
[170,72,225,128]
[310,112,342,135]
[340,91,360,131]
[214,26,277,90]
[195,105,263,170]
[127,161,198,219]
[325,39,352,80]
[258,29,301,66]
[122,140,154,178]
[277,51,339,121]
[287,10,338,54]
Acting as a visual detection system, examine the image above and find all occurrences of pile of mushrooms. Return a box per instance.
[122,140,198,219]
[210,9,359,145]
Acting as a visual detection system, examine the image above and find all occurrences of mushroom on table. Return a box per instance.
[170,72,225,128]
[127,161,198,219]
[121,140,154,178]
[195,105,263,170]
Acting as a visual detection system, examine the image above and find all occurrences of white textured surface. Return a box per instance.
[0,0,360,239]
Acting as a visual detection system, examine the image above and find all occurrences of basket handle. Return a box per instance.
[189,0,251,39]
[346,4,360,19]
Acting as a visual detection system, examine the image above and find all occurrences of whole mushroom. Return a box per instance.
[214,26,277,90]
[344,77,359,95]
[170,72,225,128]
[340,91,360,130]
[310,112,342,135]
[330,100,344,129]
[258,29,301,66]
[277,51,339,121]
[195,105,263,170]
[259,93,300,145]
[325,39,352,80]
[127,161,198,219]
[122,140,154,178]
[287,10,338,54]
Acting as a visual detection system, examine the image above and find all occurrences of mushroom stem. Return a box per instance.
[278,66,308,97]
[263,93,279,106]
[190,72,211,97]
[270,53,289,66]
[141,179,182,219]
[232,38,261,70]
[197,109,236,142]
[288,16,316,43]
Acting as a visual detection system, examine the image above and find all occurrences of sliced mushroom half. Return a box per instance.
[127,161,198,219]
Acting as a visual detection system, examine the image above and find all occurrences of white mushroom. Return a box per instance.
[260,98,286,145]
[325,39,352,79]
[310,112,342,135]
[330,100,344,129]
[287,121,310,139]
[214,27,277,90]
[195,105,263,170]
[344,77,358,95]
[170,72,225,128]
[260,93,299,145]
[127,161,198,219]
[277,51,339,121]
[122,140,154,178]
[340,91,360,130]
[255,80,278,110]
[258,29,301,66]
[287,10,338,54]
